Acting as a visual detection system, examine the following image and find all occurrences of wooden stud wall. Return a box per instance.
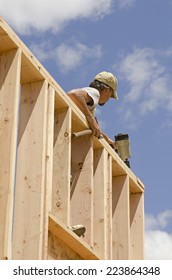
[0,18,144,260]
[52,108,71,224]
[0,48,21,259]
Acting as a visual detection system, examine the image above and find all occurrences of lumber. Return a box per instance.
[130,192,144,259]
[0,18,145,260]
[0,48,21,259]
[71,133,94,246]
[49,213,100,260]
[42,85,55,258]
[106,154,113,259]
[12,80,49,259]
[93,148,109,259]
[52,107,71,224]
[112,175,130,259]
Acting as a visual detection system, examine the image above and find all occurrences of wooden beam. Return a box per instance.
[130,192,144,259]
[49,213,100,260]
[0,18,145,261]
[21,54,44,84]
[48,231,83,260]
[0,25,17,52]
[0,48,21,259]
[93,148,107,258]
[71,133,93,246]
[12,80,49,259]
[52,108,71,224]
[106,154,112,259]
[112,175,130,259]
[42,85,55,259]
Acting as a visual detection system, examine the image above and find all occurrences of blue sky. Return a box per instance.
[1,0,172,259]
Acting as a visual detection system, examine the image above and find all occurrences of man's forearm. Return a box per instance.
[67,91,101,137]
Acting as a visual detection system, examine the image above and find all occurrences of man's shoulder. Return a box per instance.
[82,87,99,96]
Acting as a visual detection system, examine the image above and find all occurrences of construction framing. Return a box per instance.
[0,18,144,260]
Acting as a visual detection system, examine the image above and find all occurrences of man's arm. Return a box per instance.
[67,89,115,146]
[67,89,101,137]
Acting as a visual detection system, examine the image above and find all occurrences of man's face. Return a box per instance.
[98,88,112,105]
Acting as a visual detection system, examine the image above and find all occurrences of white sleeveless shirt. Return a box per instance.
[82,87,100,115]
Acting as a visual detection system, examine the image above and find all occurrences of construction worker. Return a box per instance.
[67,71,118,146]
[67,71,118,236]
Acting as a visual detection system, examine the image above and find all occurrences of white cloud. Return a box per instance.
[54,43,102,72]
[0,0,112,34]
[145,230,172,259]
[119,48,165,103]
[30,41,103,72]
[145,210,172,230]
[140,75,170,114]
[117,47,172,128]
[158,211,172,228]
[55,44,82,71]
[145,211,172,259]
[0,0,139,34]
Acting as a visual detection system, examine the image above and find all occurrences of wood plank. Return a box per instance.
[48,231,83,260]
[52,108,71,224]
[0,26,17,52]
[97,137,144,193]
[71,134,93,246]
[106,154,112,259]
[21,54,44,84]
[42,85,55,259]
[130,192,144,259]
[0,18,145,262]
[49,213,100,260]
[112,175,130,259]
[0,49,21,259]
[12,80,49,259]
[93,148,108,259]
